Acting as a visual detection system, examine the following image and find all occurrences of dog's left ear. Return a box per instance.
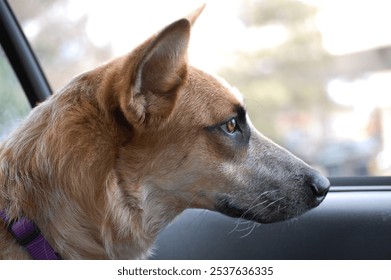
[139,19,189,109]
[122,18,190,128]
[117,6,205,128]
[186,3,205,25]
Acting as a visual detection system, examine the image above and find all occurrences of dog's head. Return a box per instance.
[91,7,330,228]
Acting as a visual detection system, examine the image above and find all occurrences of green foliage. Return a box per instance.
[0,51,30,139]
[241,0,318,27]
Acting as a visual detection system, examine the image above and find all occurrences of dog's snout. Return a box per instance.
[309,173,330,199]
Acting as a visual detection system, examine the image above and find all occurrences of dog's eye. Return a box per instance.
[225,118,237,134]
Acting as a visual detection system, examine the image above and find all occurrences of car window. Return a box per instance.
[0,45,31,140]
[8,0,391,177]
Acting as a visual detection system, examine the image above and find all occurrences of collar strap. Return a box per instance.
[0,210,61,260]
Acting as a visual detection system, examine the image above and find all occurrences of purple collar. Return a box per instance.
[0,210,61,260]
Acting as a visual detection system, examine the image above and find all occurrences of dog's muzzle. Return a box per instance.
[214,171,331,224]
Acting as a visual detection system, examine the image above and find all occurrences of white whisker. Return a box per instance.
[238,190,278,220]
[229,190,276,233]
[229,218,251,234]
[248,196,285,222]
[240,222,258,238]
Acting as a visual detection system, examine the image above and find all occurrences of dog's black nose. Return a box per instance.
[310,174,330,199]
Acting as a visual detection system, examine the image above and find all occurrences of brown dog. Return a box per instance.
[0,7,329,259]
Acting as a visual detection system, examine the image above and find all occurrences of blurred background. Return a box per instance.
[1,0,391,176]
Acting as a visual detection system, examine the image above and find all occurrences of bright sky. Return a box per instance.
[65,0,391,73]
[310,0,391,55]
[66,0,244,72]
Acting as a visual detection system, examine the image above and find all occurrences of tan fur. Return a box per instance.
[0,7,329,259]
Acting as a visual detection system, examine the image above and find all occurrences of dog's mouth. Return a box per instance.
[215,197,264,222]
[214,194,314,224]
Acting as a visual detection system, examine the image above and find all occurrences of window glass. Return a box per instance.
[9,0,391,176]
[0,46,31,140]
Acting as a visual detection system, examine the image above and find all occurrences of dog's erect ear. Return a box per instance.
[186,4,205,25]
[123,18,191,127]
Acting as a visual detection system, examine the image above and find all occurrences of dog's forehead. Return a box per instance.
[180,68,246,126]
[186,67,244,105]
[211,74,244,105]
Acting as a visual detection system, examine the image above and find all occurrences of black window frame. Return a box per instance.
[0,0,51,107]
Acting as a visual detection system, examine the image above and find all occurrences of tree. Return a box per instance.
[219,0,331,160]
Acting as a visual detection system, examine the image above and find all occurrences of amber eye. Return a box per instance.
[225,118,237,134]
